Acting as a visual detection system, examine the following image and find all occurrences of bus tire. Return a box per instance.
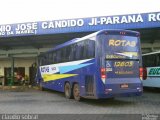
[64,82,72,99]
[73,83,81,101]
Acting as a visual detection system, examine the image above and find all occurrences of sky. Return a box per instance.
[0,0,160,24]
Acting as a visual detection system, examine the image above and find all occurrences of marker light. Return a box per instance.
[120,32,126,35]
[101,68,106,77]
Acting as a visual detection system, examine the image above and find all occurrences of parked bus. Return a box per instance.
[36,29,144,101]
[142,51,160,88]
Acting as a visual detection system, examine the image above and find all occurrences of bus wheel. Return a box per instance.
[73,84,81,101]
[64,82,72,99]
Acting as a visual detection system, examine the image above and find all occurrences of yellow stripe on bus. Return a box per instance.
[42,74,78,82]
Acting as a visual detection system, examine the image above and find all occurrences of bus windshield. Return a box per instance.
[101,35,140,60]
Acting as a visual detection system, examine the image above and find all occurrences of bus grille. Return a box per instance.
[85,75,94,96]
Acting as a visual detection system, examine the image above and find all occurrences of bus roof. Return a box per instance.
[41,29,140,55]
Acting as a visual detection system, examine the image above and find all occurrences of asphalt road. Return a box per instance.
[0,88,160,114]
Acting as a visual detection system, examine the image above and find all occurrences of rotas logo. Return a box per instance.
[41,66,49,73]
[109,39,136,47]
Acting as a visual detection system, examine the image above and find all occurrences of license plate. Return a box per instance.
[120,84,128,88]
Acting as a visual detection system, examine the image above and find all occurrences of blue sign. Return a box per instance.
[0,12,160,37]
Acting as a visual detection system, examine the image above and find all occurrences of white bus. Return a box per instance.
[142,51,160,88]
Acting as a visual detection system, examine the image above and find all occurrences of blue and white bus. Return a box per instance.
[142,51,160,88]
[36,29,144,101]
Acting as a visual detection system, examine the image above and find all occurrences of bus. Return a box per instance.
[142,51,160,88]
[36,29,144,101]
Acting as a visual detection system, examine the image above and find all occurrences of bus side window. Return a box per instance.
[48,52,53,64]
[157,53,160,66]
[45,54,49,65]
[145,54,157,67]
[66,45,71,62]
[87,40,95,58]
[56,50,61,63]
[70,45,73,61]
[61,48,66,62]
[53,52,57,64]
[142,56,147,67]
[75,42,80,60]
[82,41,87,59]
[71,44,77,61]
[76,41,84,60]
[152,54,157,67]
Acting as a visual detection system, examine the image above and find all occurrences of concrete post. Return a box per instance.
[10,57,14,86]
